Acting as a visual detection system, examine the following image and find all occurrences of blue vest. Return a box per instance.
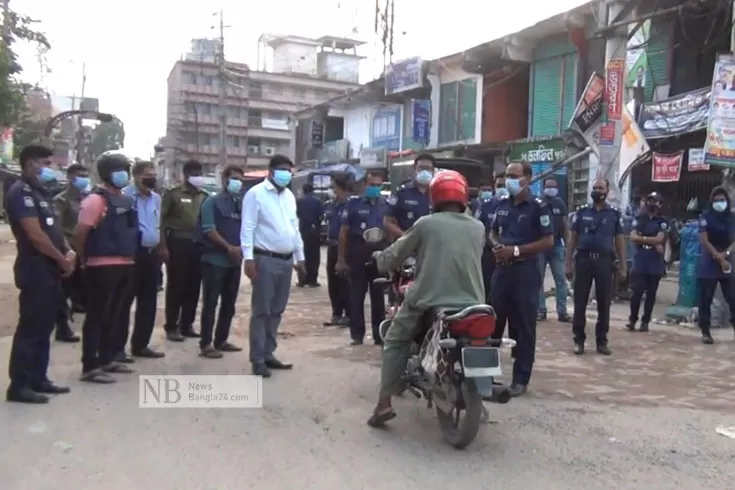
[85,189,139,258]
[198,193,241,254]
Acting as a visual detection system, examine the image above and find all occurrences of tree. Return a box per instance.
[87,118,125,161]
[0,9,50,129]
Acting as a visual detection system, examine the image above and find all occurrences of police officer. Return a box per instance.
[323,174,351,327]
[161,159,209,341]
[565,178,626,356]
[383,153,433,239]
[197,164,246,358]
[6,145,74,403]
[626,192,667,333]
[296,182,324,287]
[696,186,735,344]
[475,176,504,300]
[470,180,494,216]
[537,178,571,322]
[53,163,90,342]
[490,162,553,397]
[337,170,389,345]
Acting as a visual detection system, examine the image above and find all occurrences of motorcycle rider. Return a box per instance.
[367,170,486,427]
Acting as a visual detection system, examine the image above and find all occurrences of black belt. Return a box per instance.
[498,258,529,266]
[254,248,293,260]
[577,250,613,259]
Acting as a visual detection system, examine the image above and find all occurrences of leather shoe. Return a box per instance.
[166,331,185,342]
[55,331,80,343]
[132,347,165,358]
[215,342,242,352]
[508,384,527,397]
[573,343,585,355]
[265,358,293,370]
[252,363,271,377]
[596,345,612,355]
[181,329,201,338]
[115,352,135,364]
[33,381,71,394]
[6,386,48,404]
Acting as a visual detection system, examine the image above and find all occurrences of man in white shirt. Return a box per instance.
[241,155,306,377]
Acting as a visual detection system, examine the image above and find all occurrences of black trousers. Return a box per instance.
[572,254,614,346]
[8,280,62,389]
[629,272,662,324]
[490,260,539,386]
[55,261,84,336]
[348,261,385,342]
[481,248,496,302]
[164,235,202,333]
[81,265,135,372]
[200,262,241,348]
[300,228,321,285]
[122,249,160,353]
[326,244,350,318]
[698,277,735,334]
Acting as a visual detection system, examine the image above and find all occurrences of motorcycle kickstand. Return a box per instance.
[425,393,433,409]
[407,386,422,399]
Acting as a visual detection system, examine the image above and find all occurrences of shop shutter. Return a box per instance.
[531,58,563,137]
[561,53,578,128]
[644,17,672,101]
[458,78,477,141]
[439,82,458,144]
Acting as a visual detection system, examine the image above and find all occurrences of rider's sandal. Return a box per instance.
[79,369,116,384]
[367,408,397,428]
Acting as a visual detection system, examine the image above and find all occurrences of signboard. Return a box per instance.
[637,87,710,139]
[569,72,605,134]
[508,138,567,203]
[310,121,324,148]
[317,139,349,164]
[626,20,650,88]
[704,59,735,167]
[688,148,709,171]
[371,107,401,152]
[605,59,624,121]
[599,123,616,146]
[651,151,683,182]
[411,99,431,145]
[385,57,423,95]
[359,147,387,169]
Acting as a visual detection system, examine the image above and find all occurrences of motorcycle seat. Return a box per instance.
[439,304,495,322]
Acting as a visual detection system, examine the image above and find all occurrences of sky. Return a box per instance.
[15,0,590,157]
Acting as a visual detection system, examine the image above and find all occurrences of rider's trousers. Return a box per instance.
[380,303,425,398]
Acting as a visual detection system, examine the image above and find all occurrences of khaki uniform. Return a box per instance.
[53,188,84,239]
[161,185,208,238]
[375,212,486,397]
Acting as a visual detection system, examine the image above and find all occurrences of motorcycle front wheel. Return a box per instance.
[435,377,483,449]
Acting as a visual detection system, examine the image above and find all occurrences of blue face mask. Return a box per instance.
[38,166,56,184]
[479,191,493,201]
[713,201,728,212]
[544,188,558,198]
[111,170,129,189]
[365,185,381,199]
[415,170,433,186]
[272,169,292,187]
[72,177,90,191]
[496,188,509,198]
[506,178,522,196]
[227,178,243,194]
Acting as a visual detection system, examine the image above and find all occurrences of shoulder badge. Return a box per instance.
[23,196,34,207]
[540,215,550,227]
[661,221,668,230]
[387,195,398,206]
[22,184,31,192]
[700,218,707,227]
[632,219,638,228]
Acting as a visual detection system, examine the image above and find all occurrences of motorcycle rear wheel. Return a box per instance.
[435,378,483,449]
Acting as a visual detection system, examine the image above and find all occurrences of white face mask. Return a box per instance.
[188,175,205,188]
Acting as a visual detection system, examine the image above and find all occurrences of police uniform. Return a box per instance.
[6,177,68,398]
[570,203,622,349]
[697,210,735,338]
[386,182,430,232]
[296,192,324,286]
[628,212,667,330]
[324,198,350,323]
[475,196,502,300]
[161,184,208,339]
[489,196,552,390]
[341,195,389,344]
[537,194,569,320]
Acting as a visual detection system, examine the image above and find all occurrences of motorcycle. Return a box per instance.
[365,228,516,449]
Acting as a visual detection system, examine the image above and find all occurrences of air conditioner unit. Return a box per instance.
[247,145,260,154]
[264,147,276,156]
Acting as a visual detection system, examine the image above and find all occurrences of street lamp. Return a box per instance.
[43,110,115,140]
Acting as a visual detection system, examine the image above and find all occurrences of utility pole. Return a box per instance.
[2,0,10,45]
[216,8,227,176]
[75,62,87,164]
[376,0,395,74]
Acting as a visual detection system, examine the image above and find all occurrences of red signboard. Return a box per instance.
[605,59,624,121]
[652,151,684,182]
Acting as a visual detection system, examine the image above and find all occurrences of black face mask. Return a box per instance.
[141,177,156,189]
[646,203,658,213]
[590,190,606,203]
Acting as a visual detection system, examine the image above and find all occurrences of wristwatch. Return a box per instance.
[513,246,520,258]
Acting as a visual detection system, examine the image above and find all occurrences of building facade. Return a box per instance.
[164,35,363,175]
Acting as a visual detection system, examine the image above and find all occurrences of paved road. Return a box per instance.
[0,243,734,489]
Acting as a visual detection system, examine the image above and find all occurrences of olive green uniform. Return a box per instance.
[375,212,486,397]
[53,188,84,240]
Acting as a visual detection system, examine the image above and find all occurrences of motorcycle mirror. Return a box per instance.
[363,227,385,244]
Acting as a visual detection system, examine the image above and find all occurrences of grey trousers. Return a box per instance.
[249,255,293,364]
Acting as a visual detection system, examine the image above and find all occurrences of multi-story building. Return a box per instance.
[164,35,363,174]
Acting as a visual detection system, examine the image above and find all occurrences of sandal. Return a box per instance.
[367,407,397,428]
[80,370,116,384]
[101,363,134,374]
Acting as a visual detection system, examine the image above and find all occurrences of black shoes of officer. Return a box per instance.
[626,321,650,332]
[6,381,70,404]
[508,384,527,397]
[181,328,200,338]
[350,339,364,346]
[33,380,71,394]
[323,315,340,326]
[166,328,200,341]
[574,343,611,355]
[132,347,165,358]
[701,333,714,344]
[166,330,185,342]
[573,343,585,355]
[265,358,293,370]
[55,331,80,343]
[558,313,572,323]
[252,363,271,377]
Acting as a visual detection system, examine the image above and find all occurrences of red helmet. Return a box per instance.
[429,170,469,208]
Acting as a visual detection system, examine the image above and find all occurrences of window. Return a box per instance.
[269,84,283,95]
[203,75,213,86]
[184,72,197,84]
[293,87,307,98]
[438,78,477,144]
[372,114,397,139]
[198,133,211,146]
[228,135,240,148]
[197,103,211,115]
